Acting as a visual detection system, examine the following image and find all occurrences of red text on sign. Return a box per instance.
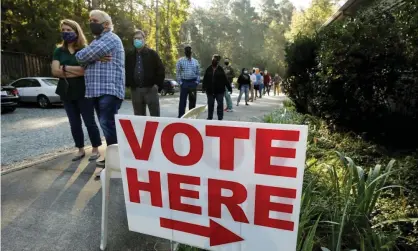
[120,120,300,178]
[126,169,296,231]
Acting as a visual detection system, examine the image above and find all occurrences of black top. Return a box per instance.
[202,65,232,94]
[125,47,165,89]
[52,47,85,101]
[237,73,251,89]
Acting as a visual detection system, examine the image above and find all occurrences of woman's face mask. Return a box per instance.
[61,32,78,43]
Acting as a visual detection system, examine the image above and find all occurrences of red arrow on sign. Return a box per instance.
[160,217,244,246]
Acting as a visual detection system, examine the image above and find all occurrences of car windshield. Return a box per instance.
[43,79,58,86]
[170,81,178,86]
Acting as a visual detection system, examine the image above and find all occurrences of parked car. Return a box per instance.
[1,85,20,113]
[9,77,61,108]
[159,79,179,96]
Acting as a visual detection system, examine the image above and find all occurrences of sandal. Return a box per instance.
[89,153,101,161]
[72,153,85,161]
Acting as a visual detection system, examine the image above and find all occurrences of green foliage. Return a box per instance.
[1,0,190,74]
[284,0,418,147]
[266,106,418,250]
[180,0,294,76]
[285,0,335,41]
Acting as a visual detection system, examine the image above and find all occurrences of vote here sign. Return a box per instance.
[115,115,308,251]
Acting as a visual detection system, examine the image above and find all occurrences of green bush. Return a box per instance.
[265,107,418,250]
[284,0,418,148]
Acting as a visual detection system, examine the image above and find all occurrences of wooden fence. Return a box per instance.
[1,50,52,81]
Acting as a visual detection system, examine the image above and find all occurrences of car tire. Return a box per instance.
[37,95,51,108]
[170,92,174,95]
[160,89,167,96]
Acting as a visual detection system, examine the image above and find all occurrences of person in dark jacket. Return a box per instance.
[125,30,165,116]
[202,54,232,120]
[236,68,251,106]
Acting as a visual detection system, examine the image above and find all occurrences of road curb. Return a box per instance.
[1,146,93,176]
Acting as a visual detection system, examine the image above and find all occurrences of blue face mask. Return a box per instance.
[62,32,78,43]
[133,39,144,49]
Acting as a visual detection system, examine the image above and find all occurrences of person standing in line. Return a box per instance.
[273,73,282,96]
[255,68,262,98]
[75,10,125,175]
[259,71,265,97]
[51,19,102,161]
[236,68,251,106]
[125,30,165,116]
[176,45,200,118]
[202,54,232,120]
[264,70,271,96]
[223,58,234,112]
[250,68,257,101]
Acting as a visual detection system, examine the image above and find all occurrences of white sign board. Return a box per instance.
[115,115,308,251]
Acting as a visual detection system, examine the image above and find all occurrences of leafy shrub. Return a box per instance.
[284,0,418,148]
[266,107,418,250]
[283,35,319,114]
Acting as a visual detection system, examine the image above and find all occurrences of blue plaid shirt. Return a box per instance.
[176,57,200,85]
[75,31,125,99]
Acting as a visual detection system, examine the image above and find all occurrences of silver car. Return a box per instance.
[9,77,61,108]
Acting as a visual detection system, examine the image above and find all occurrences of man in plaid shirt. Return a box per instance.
[75,10,125,172]
[176,45,200,118]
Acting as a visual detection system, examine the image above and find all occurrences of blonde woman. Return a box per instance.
[51,19,102,161]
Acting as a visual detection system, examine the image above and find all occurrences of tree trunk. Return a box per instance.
[92,0,99,9]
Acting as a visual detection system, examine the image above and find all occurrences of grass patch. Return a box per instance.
[177,101,418,251]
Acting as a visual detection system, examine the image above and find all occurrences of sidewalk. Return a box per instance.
[1,94,286,251]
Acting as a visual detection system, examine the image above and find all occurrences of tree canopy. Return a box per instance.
[1,0,190,75]
[180,0,295,75]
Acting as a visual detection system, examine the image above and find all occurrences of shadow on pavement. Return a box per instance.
[1,156,171,251]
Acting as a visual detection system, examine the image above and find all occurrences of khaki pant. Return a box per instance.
[250,83,255,101]
[131,86,160,116]
[274,84,280,96]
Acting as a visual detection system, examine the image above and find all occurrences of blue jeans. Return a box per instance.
[237,85,249,104]
[178,80,197,118]
[259,84,264,97]
[93,95,122,146]
[224,86,233,109]
[63,98,102,148]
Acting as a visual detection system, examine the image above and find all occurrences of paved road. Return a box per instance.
[1,94,285,251]
[1,92,286,169]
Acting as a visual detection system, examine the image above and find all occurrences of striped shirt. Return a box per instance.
[176,57,200,85]
[75,31,125,99]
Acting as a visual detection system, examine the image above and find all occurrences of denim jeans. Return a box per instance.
[224,86,233,109]
[63,98,102,148]
[259,84,264,97]
[93,95,122,146]
[237,85,249,104]
[178,80,197,118]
